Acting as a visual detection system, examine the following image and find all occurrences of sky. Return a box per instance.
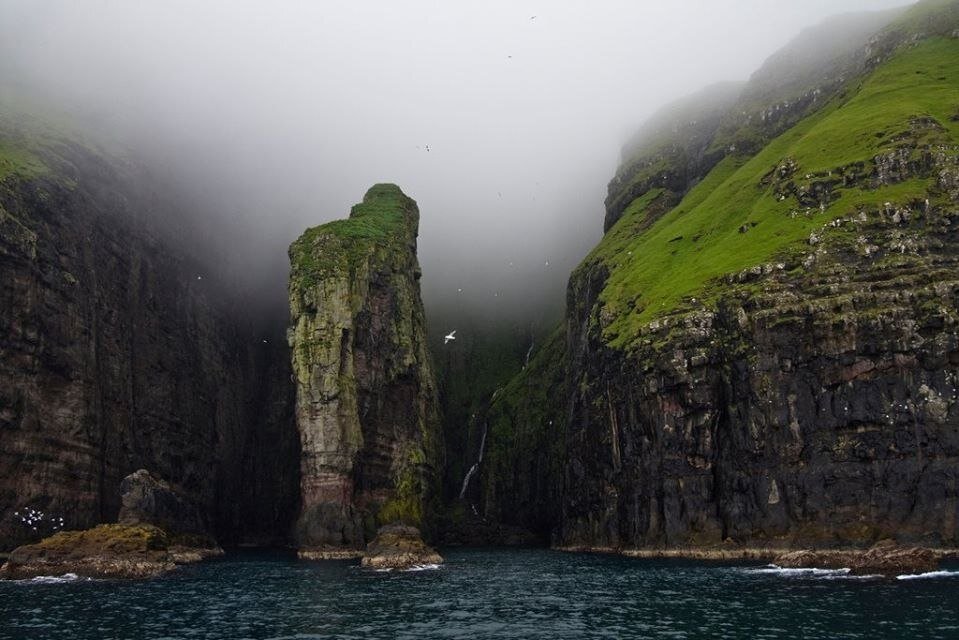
[0,0,911,325]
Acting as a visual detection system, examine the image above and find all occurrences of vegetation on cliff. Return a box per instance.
[288,183,443,548]
[464,1,959,550]
[584,35,959,349]
[289,183,418,289]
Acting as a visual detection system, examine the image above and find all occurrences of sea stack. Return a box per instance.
[288,184,443,560]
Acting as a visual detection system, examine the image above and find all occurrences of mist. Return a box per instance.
[0,0,910,328]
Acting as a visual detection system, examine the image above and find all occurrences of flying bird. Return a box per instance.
[530,15,536,20]
[444,330,457,344]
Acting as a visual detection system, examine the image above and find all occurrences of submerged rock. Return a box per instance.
[0,523,220,580]
[297,547,364,561]
[773,541,942,576]
[360,524,443,570]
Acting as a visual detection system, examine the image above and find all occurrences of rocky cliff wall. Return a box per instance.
[288,184,442,550]
[0,142,299,550]
[560,26,959,550]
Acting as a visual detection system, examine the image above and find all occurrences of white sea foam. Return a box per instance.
[404,563,442,572]
[896,570,959,581]
[818,573,884,581]
[743,564,851,578]
[16,573,89,584]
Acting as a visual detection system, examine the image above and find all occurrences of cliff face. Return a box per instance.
[559,11,959,550]
[288,184,442,550]
[0,138,299,550]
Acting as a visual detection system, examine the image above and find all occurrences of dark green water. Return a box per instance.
[1,548,958,639]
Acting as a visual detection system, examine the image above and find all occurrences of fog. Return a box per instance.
[0,0,909,327]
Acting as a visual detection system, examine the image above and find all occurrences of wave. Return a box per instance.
[16,573,91,584]
[742,565,852,578]
[368,563,441,573]
[896,570,959,581]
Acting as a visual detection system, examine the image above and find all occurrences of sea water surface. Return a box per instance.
[1,548,958,639]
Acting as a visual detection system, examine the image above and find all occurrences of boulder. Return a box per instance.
[118,469,211,543]
[360,524,443,570]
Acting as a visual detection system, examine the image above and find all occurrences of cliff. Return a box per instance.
[562,6,959,549]
[472,1,959,552]
[288,184,443,551]
[0,125,299,550]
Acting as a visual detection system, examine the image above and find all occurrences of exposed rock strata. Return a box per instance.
[562,196,959,549]
[288,184,442,551]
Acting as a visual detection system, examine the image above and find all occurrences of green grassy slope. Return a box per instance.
[581,36,959,349]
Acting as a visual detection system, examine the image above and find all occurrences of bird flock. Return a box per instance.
[13,507,65,534]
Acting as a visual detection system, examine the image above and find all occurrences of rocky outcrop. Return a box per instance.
[774,541,945,576]
[288,184,443,553]
[0,137,299,550]
[118,469,210,542]
[360,524,443,570]
[0,523,219,580]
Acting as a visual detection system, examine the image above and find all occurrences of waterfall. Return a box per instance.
[458,420,488,499]
[523,337,535,369]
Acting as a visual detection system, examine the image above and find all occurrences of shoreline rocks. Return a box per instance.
[360,524,443,570]
[0,523,222,580]
[773,541,944,576]
[557,541,956,577]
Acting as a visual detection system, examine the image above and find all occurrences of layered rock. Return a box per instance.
[558,26,959,549]
[0,135,299,550]
[472,2,959,555]
[288,184,442,553]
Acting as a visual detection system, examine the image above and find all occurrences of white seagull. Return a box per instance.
[444,330,457,344]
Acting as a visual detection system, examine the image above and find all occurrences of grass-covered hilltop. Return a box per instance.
[458,0,959,552]
[288,184,443,556]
